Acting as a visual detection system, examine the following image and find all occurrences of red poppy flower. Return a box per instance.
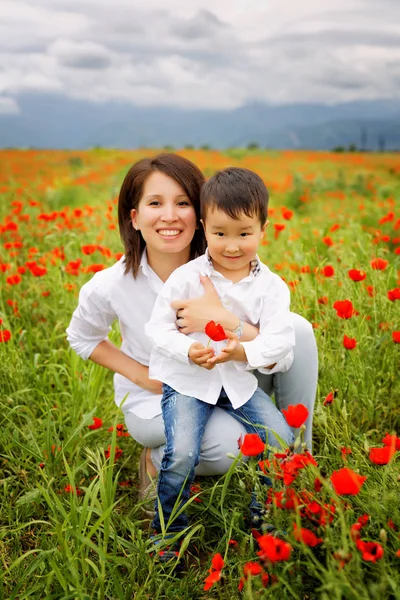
[239,433,265,456]
[392,332,400,344]
[356,540,384,562]
[211,553,224,571]
[357,514,370,527]
[204,320,227,341]
[370,258,388,270]
[322,236,333,247]
[330,467,366,495]
[243,561,262,576]
[88,416,103,430]
[333,300,357,319]
[204,553,224,591]
[348,269,366,282]
[293,524,323,547]
[318,296,329,305]
[314,478,323,492]
[104,445,123,460]
[369,446,396,465]
[6,274,22,285]
[343,335,357,350]
[282,208,293,220]
[382,433,400,451]
[322,265,335,277]
[203,569,222,591]
[257,534,292,562]
[387,288,400,301]
[64,484,83,496]
[366,285,375,297]
[274,223,286,232]
[323,391,337,406]
[0,330,11,343]
[282,404,309,427]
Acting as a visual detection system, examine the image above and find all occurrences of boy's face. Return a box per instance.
[202,207,267,281]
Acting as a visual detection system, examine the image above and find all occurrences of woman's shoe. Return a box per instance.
[138,448,157,518]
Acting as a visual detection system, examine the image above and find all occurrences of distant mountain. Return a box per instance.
[0,93,399,150]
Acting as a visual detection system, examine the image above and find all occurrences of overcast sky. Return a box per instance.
[0,0,399,115]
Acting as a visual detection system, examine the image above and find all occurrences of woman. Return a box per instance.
[66,153,318,507]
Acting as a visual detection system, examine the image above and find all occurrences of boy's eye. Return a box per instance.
[240,233,249,237]
[215,232,224,237]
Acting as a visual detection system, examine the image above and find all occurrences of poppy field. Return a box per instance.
[0,148,399,599]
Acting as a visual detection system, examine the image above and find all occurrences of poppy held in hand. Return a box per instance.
[330,467,366,495]
[282,404,309,427]
[239,433,265,456]
[205,320,228,342]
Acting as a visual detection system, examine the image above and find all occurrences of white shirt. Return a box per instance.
[146,252,295,409]
[66,252,165,419]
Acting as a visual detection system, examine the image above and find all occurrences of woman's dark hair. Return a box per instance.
[201,167,269,225]
[118,153,206,277]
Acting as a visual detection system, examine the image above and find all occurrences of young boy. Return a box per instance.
[145,167,295,549]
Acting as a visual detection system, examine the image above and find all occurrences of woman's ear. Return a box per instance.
[130,208,139,231]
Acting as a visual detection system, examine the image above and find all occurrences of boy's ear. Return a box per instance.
[260,219,269,239]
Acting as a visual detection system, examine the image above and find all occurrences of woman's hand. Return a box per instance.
[171,275,238,334]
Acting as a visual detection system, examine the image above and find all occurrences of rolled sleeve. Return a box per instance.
[66,282,115,360]
[237,277,295,373]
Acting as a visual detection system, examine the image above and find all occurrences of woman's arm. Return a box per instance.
[89,339,162,395]
[170,275,260,341]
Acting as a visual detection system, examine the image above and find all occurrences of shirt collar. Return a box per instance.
[204,248,261,279]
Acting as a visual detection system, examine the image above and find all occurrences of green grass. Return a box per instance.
[0,150,399,599]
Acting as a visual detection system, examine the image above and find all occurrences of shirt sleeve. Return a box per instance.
[66,278,116,360]
[145,274,194,365]
[238,275,295,374]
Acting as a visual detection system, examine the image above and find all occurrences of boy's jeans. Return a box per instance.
[152,384,294,533]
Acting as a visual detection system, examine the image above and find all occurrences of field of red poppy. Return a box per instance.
[0,148,399,599]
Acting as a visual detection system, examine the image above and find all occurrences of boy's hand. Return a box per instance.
[207,331,246,365]
[188,342,216,370]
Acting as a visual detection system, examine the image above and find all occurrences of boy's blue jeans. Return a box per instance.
[152,384,294,533]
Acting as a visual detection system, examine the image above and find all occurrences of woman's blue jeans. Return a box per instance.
[152,384,294,533]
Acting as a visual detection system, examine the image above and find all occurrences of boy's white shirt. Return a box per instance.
[146,251,295,409]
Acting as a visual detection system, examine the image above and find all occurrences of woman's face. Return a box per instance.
[131,171,197,260]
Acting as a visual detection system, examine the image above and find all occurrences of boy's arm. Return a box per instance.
[238,276,295,374]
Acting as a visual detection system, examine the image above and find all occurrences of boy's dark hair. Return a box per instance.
[118,153,206,277]
[200,167,269,225]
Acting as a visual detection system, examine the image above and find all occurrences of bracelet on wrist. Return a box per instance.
[231,318,244,339]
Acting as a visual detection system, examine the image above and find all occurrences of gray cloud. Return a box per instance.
[0,0,399,111]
